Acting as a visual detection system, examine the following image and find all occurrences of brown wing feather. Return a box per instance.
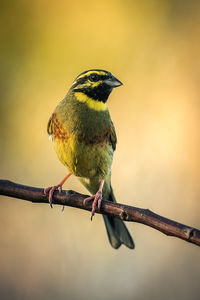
[47,113,69,141]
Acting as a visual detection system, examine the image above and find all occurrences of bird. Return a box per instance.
[45,69,134,249]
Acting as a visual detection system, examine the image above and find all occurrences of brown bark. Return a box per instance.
[0,180,200,247]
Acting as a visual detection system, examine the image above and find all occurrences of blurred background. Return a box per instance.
[0,0,200,299]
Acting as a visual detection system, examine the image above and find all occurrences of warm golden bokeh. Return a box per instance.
[0,1,200,299]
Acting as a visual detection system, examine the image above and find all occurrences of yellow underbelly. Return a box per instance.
[53,135,113,179]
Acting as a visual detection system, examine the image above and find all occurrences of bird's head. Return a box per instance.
[71,69,122,103]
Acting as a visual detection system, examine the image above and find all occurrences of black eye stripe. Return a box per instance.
[89,73,99,82]
[78,77,88,84]
[88,74,108,81]
[77,75,108,83]
[73,76,87,87]
[72,74,109,89]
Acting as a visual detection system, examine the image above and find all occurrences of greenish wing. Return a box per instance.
[110,121,117,151]
[47,116,53,135]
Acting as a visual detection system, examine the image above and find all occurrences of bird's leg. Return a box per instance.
[44,173,72,207]
[83,179,104,221]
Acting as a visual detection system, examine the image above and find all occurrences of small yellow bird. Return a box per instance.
[45,69,134,249]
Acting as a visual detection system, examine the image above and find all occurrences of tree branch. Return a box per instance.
[0,180,200,247]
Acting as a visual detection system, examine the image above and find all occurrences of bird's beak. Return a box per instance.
[104,75,123,88]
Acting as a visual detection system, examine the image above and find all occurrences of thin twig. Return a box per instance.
[0,180,200,247]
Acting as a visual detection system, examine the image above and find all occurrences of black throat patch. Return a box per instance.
[75,83,112,103]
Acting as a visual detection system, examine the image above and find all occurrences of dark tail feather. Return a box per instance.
[103,188,135,249]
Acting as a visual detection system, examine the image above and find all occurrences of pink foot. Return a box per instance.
[44,173,72,208]
[83,191,103,220]
[83,179,104,220]
[44,184,63,207]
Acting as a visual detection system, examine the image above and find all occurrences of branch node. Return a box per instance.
[189,228,194,239]
[120,210,129,221]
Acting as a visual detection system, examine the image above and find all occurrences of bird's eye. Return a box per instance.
[89,73,99,82]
